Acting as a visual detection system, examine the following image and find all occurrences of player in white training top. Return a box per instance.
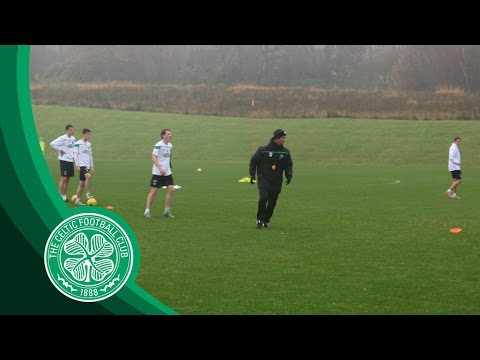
[445,136,463,200]
[50,124,75,202]
[73,128,95,205]
[144,128,176,218]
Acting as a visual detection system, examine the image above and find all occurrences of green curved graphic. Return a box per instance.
[0,45,176,315]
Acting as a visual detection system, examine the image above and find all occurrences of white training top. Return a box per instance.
[73,139,94,168]
[448,142,461,171]
[50,134,76,162]
[152,140,172,176]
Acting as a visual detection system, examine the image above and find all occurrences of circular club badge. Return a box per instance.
[44,213,133,302]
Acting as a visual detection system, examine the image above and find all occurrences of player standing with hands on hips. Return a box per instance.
[50,124,75,202]
[446,136,463,199]
[249,129,293,229]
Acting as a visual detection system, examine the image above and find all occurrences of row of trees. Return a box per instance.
[30,45,480,91]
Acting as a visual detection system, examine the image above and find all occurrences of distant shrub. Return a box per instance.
[435,86,465,96]
[30,82,480,120]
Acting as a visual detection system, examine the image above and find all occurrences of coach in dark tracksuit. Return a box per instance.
[249,129,293,229]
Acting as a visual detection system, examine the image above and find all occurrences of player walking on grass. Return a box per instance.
[446,136,463,200]
[144,129,175,219]
[73,129,94,206]
[50,124,75,202]
[249,129,293,229]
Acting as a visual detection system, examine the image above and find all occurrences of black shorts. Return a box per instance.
[451,170,462,180]
[79,166,91,181]
[60,160,74,177]
[150,174,174,188]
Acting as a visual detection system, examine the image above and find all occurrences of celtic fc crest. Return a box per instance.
[44,213,133,302]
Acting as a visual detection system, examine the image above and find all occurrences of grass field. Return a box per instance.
[33,105,480,314]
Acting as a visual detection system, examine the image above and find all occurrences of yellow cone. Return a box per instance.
[238,176,255,183]
[39,137,45,156]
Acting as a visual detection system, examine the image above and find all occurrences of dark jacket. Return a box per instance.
[249,139,293,190]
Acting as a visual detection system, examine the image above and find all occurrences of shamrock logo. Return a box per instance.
[63,232,114,283]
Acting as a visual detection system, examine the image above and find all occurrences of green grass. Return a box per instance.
[33,105,480,314]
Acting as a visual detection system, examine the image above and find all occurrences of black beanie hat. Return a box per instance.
[272,129,287,139]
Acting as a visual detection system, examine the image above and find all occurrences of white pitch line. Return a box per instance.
[333,178,401,187]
